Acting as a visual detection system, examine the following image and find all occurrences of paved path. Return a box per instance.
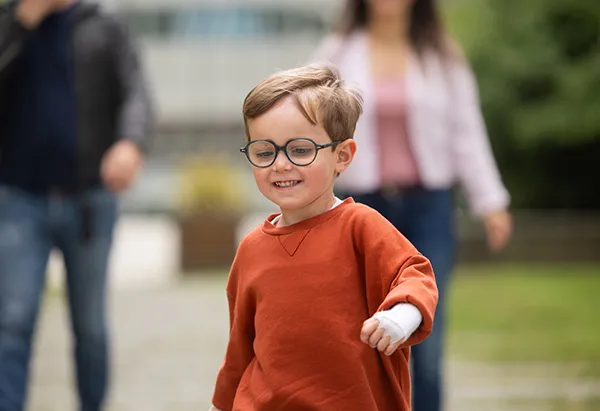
[27,275,600,411]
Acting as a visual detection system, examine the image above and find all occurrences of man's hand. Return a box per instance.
[483,209,513,253]
[360,318,402,357]
[15,0,74,29]
[101,140,143,193]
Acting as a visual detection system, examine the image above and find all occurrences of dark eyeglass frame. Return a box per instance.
[240,138,341,168]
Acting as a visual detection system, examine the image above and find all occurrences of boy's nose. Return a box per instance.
[272,151,293,172]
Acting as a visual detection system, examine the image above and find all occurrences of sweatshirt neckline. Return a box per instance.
[262,197,354,236]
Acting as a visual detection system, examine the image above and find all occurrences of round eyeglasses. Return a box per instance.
[240,138,340,168]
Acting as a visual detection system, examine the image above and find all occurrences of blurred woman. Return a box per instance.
[311,1,512,410]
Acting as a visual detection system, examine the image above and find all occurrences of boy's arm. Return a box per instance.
[212,261,256,411]
[353,206,438,347]
[371,302,423,345]
[377,253,438,347]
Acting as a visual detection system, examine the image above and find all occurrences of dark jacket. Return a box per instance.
[0,1,154,189]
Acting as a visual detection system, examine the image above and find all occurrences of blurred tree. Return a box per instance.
[445,0,600,209]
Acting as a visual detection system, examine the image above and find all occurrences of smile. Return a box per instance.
[274,181,300,188]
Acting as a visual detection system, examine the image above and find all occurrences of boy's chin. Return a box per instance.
[271,197,308,211]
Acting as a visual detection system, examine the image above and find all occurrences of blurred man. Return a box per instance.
[0,0,153,409]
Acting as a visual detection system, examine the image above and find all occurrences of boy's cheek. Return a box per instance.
[252,169,269,185]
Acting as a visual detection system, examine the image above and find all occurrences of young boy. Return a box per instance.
[210,64,438,411]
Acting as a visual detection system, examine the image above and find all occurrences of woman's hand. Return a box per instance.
[483,209,512,252]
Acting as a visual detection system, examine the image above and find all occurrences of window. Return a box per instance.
[122,6,326,39]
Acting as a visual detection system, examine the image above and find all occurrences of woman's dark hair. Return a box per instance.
[336,0,450,56]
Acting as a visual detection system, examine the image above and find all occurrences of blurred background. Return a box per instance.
[19,0,600,410]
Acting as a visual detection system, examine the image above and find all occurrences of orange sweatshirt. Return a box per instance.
[212,198,438,411]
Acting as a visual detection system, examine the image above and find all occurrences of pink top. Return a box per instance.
[375,78,421,187]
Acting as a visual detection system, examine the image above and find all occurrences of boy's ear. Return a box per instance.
[335,139,357,174]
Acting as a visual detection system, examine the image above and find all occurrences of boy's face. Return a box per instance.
[246,97,356,218]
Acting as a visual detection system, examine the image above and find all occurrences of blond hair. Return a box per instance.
[242,63,363,142]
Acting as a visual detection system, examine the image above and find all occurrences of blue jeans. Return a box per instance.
[0,185,118,411]
[351,188,455,411]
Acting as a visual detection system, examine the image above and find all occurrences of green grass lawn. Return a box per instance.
[448,263,600,368]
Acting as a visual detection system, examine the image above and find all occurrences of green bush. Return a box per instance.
[445,0,600,209]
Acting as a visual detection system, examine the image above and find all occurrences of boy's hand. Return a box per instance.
[360,318,402,356]
[360,304,423,356]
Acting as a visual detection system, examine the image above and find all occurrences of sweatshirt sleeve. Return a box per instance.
[352,205,439,347]
[212,254,256,411]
